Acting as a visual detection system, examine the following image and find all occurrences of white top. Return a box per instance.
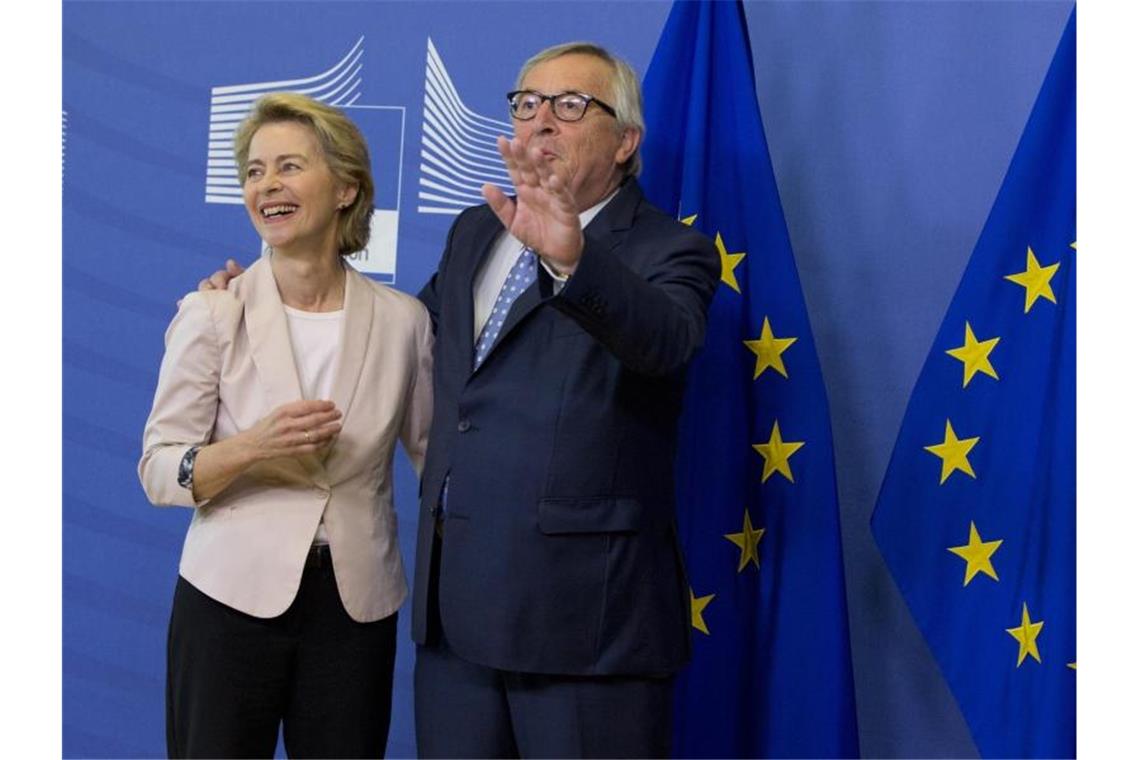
[283,305,344,400]
[472,190,618,342]
[283,304,344,544]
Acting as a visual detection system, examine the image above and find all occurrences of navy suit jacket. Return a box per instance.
[412,179,719,676]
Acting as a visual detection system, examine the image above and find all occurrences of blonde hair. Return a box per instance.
[234,92,374,255]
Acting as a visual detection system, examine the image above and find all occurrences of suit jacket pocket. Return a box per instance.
[538,497,642,534]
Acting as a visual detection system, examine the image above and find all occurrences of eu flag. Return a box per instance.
[870,11,1075,758]
[640,2,859,756]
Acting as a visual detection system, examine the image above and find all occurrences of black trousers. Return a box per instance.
[166,550,397,759]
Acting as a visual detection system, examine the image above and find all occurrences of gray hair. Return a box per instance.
[515,42,645,177]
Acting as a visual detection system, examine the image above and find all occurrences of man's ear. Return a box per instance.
[615,127,641,166]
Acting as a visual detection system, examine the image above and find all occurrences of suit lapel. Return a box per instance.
[588,178,640,237]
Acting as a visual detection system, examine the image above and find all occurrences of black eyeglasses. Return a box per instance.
[506,90,618,122]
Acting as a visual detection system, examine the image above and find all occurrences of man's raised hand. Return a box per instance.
[482,136,583,275]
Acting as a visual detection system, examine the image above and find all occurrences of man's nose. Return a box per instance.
[532,99,560,132]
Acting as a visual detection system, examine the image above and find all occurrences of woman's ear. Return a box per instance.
[337,183,359,210]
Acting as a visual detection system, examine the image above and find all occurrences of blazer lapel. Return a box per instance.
[242,257,328,487]
[328,264,373,424]
[244,258,305,409]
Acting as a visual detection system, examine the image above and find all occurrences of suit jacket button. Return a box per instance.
[457,419,471,433]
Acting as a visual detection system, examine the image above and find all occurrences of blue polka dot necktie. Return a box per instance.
[473,246,537,369]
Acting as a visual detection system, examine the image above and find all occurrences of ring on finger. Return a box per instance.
[304,430,312,442]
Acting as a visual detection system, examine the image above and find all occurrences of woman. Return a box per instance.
[138,93,432,758]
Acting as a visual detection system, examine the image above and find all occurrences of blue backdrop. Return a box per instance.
[62,1,1073,757]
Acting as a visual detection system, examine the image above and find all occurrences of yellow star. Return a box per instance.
[924,419,980,485]
[690,588,715,635]
[680,213,698,226]
[743,317,797,380]
[1005,602,1044,666]
[724,510,766,572]
[947,521,1002,586]
[1004,246,1060,313]
[1068,662,1077,670]
[945,322,1000,387]
[752,420,805,483]
[714,232,747,293]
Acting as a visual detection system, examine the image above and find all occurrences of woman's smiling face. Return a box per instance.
[242,121,355,256]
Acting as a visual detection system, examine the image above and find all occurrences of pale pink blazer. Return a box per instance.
[139,257,433,622]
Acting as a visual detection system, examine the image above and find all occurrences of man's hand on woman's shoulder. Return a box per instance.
[198,259,247,293]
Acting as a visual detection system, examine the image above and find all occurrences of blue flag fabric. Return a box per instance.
[870,11,1075,759]
[640,2,859,756]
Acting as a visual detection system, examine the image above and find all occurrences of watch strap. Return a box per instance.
[177,445,202,490]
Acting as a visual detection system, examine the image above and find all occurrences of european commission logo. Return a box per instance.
[203,38,404,283]
[417,38,512,215]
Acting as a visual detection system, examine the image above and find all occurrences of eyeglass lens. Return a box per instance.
[511,92,590,121]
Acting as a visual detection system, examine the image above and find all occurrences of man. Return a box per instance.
[412,42,717,757]
[207,42,718,757]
